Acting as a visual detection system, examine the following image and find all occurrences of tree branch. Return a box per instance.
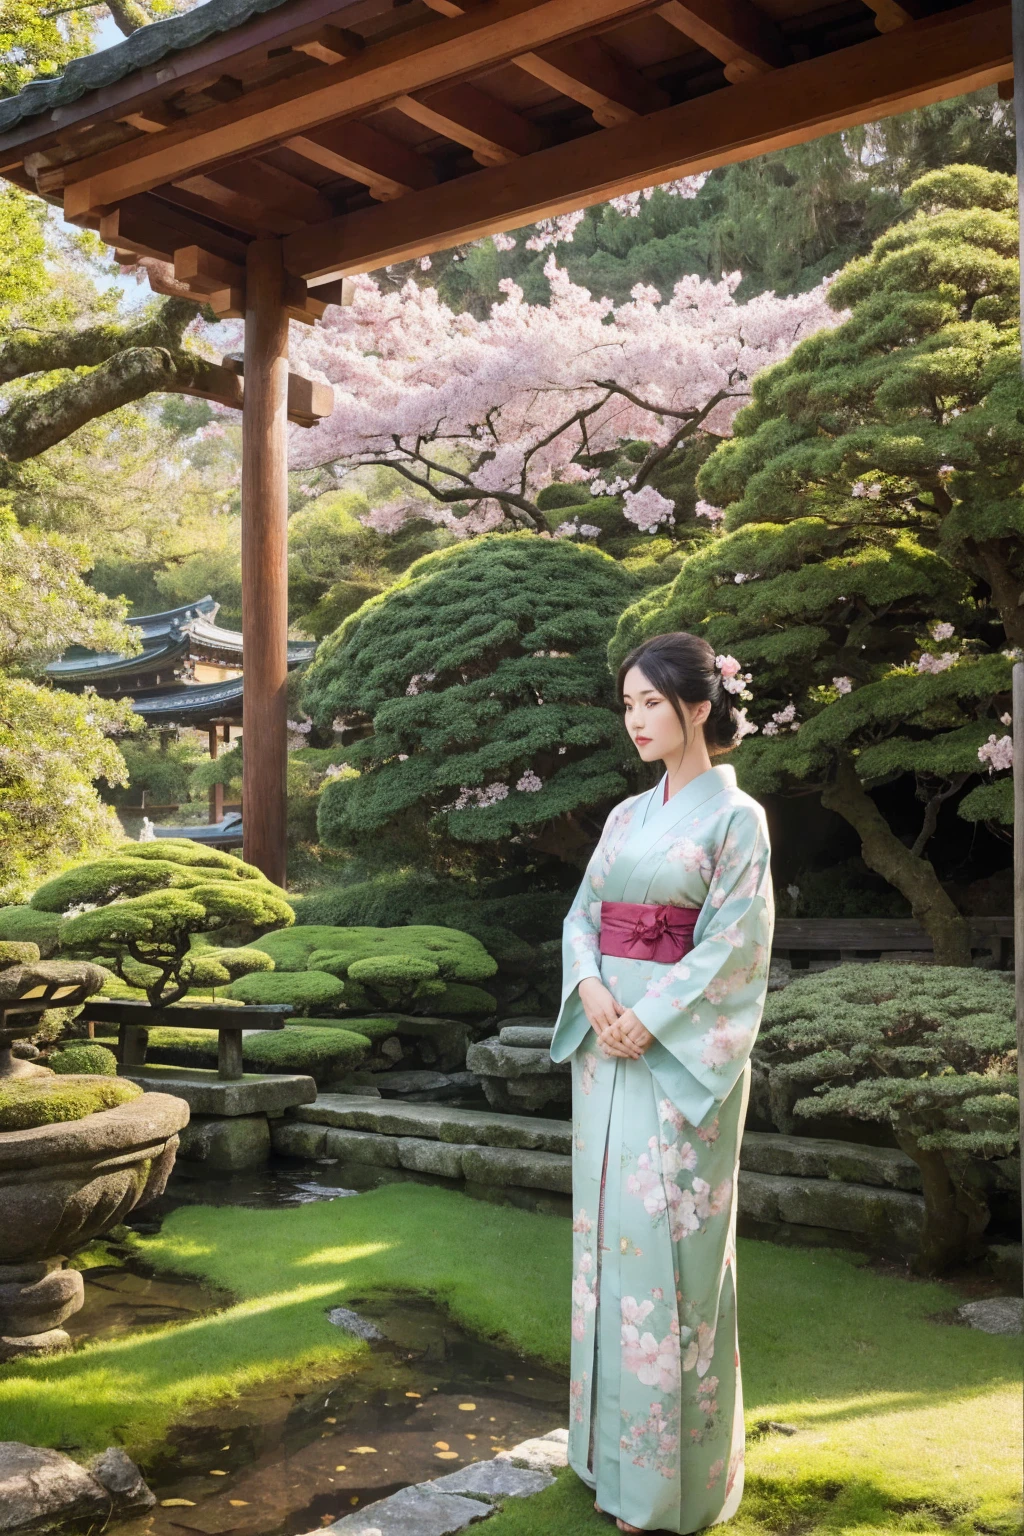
[0,347,234,467]
[0,296,198,385]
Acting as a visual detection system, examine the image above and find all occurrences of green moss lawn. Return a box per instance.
[0,1184,1018,1536]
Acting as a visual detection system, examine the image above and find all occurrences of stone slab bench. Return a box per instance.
[121,1063,316,1117]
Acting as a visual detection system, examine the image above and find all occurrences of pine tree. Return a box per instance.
[302,534,639,872]
[611,165,1022,964]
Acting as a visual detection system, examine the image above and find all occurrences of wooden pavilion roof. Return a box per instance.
[0,0,1011,304]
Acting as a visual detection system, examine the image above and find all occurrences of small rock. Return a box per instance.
[317,1481,491,1534]
[430,1459,554,1502]
[956,1297,1024,1335]
[327,1307,384,1341]
[0,1442,109,1533]
[177,1114,270,1171]
[496,1427,568,1473]
[88,1447,155,1511]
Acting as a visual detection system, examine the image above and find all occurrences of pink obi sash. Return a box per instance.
[599,901,698,963]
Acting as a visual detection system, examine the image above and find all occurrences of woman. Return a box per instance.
[550,631,773,1535]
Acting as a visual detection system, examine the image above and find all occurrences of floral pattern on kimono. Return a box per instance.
[551,765,773,1536]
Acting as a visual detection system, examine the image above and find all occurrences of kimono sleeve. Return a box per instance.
[632,803,773,1124]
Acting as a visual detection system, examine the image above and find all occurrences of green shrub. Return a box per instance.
[239,926,338,972]
[0,941,40,968]
[0,907,62,956]
[0,1075,142,1131]
[49,1043,118,1076]
[535,482,593,511]
[225,970,346,1013]
[50,845,293,1006]
[755,964,1018,1273]
[181,946,273,998]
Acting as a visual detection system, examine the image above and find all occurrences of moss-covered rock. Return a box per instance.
[434,983,497,1017]
[0,1075,142,1131]
[49,1043,118,1076]
[0,941,40,969]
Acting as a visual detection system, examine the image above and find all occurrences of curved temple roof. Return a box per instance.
[46,595,314,687]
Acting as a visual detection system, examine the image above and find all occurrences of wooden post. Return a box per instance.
[207,726,224,825]
[241,239,290,887]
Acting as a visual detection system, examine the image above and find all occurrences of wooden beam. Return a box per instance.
[284,119,437,199]
[392,82,545,165]
[118,102,184,133]
[657,0,789,83]
[241,238,290,887]
[284,0,1011,280]
[174,244,246,293]
[173,161,335,235]
[287,373,336,424]
[60,0,653,217]
[513,37,667,126]
[98,195,249,264]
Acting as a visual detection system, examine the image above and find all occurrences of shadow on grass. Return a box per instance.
[0,1182,1018,1518]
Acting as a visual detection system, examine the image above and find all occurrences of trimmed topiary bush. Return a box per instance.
[431,982,497,1016]
[226,970,346,1014]
[238,926,339,973]
[49,844,293,1006]
[182,946,274,999]
[49,1043,118,1076]
[755,963,1018,1272]
[0,1075,142,1131]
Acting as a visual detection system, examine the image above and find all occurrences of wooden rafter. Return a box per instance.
[57,0,654,218]
[391,82,546,164]
[283,119,437,199]
[281,0,1011,279]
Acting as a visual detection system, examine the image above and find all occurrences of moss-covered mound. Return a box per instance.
[0,1075,142,1131]
[235,923,497,1017]
[49,1044,118,1076]
[226,971,345,1013]
[140,1024,372,1082]
[0,906,63,956]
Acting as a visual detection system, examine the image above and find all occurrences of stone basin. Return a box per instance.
[0,1090,189,1359]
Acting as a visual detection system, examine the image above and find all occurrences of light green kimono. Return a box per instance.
[550,765,773,1534]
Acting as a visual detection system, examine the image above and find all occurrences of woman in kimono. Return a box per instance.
[550,631,773,1534]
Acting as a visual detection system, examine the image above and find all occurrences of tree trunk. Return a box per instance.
[894,1128,989,1274]
[821,756,972,965]
[969,538,1024,648]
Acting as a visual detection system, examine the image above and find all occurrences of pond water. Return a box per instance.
[75,1164,567,1536]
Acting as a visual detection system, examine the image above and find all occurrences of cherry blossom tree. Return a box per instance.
[290,260,838,536]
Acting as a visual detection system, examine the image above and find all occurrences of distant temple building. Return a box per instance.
[46,595,313,730]
[47,597,314,843]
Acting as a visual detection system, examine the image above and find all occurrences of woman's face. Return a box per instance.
[621,665,710,764]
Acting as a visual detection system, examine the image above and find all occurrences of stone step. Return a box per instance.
[273,1124,571,1194]
[498,1026,554,1048]
[465,1040,568,1079]
[122,1064,316,1117]
[292,1094,572,1154]
[738,1170,926,1248]
[741,1132,921,1191]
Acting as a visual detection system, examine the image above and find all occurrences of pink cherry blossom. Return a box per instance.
[916,651,959,674]
[622,485,675,532]
[978,733,1013,772]
[290,264,839,527]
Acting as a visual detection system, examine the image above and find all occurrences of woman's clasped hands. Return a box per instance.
[578,977,654,1060]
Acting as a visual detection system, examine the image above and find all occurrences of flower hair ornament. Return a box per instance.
[714,654,753,701]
